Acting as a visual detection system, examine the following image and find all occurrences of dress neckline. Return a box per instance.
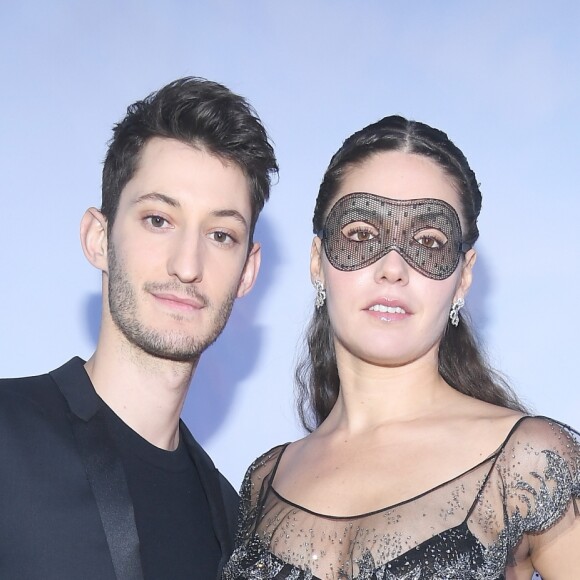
[269,414,532,520]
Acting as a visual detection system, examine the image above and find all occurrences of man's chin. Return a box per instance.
[111,304,230,363]
[134,339,204,363]
[148,349,201,363]
[127,328,223,363]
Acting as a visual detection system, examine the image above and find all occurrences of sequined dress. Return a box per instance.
[222,417,580,579]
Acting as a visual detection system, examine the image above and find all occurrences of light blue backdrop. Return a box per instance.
[1,1,579,488]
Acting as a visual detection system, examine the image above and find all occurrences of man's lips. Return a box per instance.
[151,292,205,311]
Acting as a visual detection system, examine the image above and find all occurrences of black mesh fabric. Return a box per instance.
[320,193,469,280]
[223,418,580,580]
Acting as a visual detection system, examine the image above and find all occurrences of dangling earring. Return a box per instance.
[314,280,326,309]
[449,297,465,327]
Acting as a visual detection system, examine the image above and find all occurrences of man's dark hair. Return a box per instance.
[102,77,278,240]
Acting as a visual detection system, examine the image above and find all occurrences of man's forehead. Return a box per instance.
[118,138,252,217]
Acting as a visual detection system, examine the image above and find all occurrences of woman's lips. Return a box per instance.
[365,299,411,322]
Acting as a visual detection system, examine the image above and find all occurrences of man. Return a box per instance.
[0,78,278,579]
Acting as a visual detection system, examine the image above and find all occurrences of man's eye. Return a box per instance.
[342,223,378,242]
[414,229,447,248]
[146,215,169,228]
[210,231,235,244]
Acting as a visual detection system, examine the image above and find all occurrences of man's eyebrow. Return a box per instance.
[133,192,180,207]
[212,209,248,231]
[133,194,248,230]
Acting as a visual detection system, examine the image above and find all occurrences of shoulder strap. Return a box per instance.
[466,415,531,519]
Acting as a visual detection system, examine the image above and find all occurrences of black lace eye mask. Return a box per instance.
[319,193,471,280]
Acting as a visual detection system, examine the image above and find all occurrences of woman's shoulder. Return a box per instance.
[241,442,291,487]
[493,416,580,499]
[498,415,580,456]
[486,416,580,540]
[251,442,290,467]
[452,396,578,460]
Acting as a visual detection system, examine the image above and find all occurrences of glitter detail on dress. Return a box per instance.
[222,417,580,579]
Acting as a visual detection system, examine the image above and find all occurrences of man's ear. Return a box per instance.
[80,208,108,272]
[237,242,261,298]
[454,248,477,302]
[310,236,324,285]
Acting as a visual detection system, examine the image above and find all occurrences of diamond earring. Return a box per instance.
[449,297,465,327]
[314,280,326,309]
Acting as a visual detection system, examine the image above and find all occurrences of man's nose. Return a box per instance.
[166,230,204,284]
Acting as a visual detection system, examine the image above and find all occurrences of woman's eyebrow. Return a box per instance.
[412,210,451,225]
[340,208,381,222]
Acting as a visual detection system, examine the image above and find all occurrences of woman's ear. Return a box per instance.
[310,236,324,285]
[80,208,108,272]
[455,248,477,301]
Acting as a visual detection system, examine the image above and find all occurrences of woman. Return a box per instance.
[223,116,580,579]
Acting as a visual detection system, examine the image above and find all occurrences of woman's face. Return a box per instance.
[311,150,476,368]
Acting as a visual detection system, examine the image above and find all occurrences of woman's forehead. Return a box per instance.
[332,151,464,227]
[337,151,459,206]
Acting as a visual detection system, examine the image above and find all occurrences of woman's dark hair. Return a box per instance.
[102,77,278,242]
[296,115,527,432]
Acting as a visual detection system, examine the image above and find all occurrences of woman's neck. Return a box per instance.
[324,344,457,435]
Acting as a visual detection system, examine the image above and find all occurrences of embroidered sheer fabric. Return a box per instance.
[222,417,580,579]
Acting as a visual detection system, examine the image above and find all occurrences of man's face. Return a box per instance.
[105,137,257,362]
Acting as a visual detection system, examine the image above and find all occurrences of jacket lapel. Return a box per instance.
[180,422,236,574]
[50,358,144,580]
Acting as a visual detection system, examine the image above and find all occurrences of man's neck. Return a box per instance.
[84,332,198,451]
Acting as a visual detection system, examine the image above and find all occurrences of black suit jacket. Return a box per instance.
[0,357,238,579]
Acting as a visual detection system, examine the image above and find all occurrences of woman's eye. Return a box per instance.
[414,233,446,248]
[343,224,378,242]
[417,236,439,248]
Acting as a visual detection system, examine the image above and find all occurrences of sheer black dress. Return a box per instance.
[222,417,580,579]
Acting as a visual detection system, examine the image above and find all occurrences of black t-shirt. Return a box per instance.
[103,407,221,579]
